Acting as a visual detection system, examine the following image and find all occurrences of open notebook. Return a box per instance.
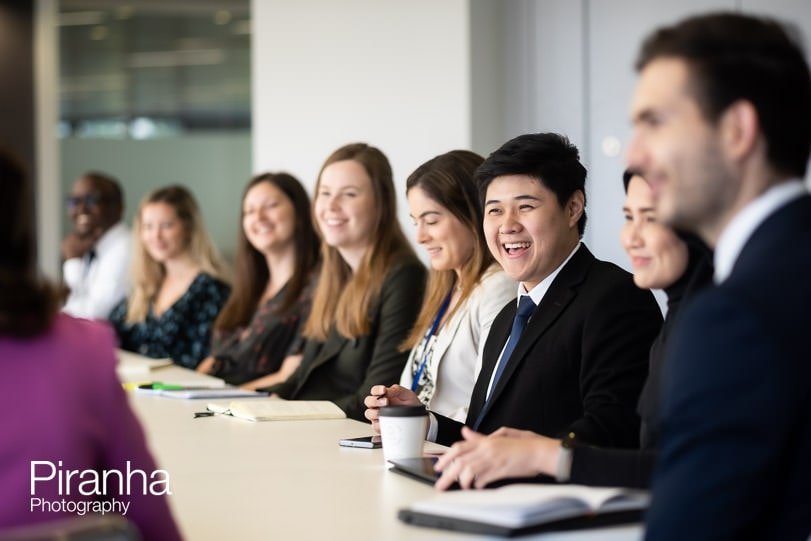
[206,400,346,421]
[399,483,647,537]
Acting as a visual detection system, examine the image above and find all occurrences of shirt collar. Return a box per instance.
[94,221,128,255]
[517,242,581,306]
[714,180,806,283]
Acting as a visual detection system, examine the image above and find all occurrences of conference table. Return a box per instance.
[124,364,643,540]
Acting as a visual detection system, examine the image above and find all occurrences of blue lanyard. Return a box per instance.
[410,290,453,392]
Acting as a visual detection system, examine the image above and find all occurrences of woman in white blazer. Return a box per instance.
[399,150,515,422]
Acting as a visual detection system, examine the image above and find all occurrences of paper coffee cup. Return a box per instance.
[378,405,428,463]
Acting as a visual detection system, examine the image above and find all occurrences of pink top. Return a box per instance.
[0,313,182,540]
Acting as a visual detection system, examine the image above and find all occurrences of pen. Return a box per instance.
[138,383,214,391]
[122,381,152,391]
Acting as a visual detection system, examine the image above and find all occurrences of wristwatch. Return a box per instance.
[555,431,576,482]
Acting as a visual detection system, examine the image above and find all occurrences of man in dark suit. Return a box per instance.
[366,134,662,479]
[626,13,811,540]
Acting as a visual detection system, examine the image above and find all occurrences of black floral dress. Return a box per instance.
[209,276,316,385]
[109,273,230,369]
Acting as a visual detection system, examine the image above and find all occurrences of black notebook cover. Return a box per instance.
[398,507,643,537]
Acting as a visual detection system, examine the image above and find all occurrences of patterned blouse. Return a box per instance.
[209,274,316,385]
[109,273,230,369]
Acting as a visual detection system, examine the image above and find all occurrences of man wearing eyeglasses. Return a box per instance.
[61,171,132,320]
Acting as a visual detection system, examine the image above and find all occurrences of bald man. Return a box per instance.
[61,172,132,320]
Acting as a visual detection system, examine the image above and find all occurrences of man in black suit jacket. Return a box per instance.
[627,13,811,540]
[366,133,662,472]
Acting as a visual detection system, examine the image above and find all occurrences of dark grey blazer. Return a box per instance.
[435,244,662,449]
[270,255,426,421]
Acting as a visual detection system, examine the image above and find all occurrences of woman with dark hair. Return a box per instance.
[109,185,230,368]
[260,143,427,421]
[386,150,514,421]
[0,149,181,539]
[197,172,320,386]
[433,170,713,490]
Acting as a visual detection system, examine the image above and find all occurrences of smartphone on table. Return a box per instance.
[338,435,382,449]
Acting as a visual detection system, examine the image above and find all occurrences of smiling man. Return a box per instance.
[61,171,132,320]
[366,133,662,460]
[628,13,811,540]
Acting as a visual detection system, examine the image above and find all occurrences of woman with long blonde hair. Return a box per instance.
[251,143,426,421]
[109,185,230,368]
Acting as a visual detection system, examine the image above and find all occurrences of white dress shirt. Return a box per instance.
[426,242,581,441]
[484,243,581,400]
[62,221,132,320]
[714,181,807,284]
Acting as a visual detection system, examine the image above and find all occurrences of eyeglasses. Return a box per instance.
[65,194,111,209]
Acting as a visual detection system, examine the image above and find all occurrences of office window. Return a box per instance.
[58,0,252,261]
[59,0,250,139]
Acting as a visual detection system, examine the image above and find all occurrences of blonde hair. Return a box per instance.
[303,143,415,340]
[126,185,229,323]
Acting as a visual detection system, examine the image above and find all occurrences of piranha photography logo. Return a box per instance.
[30,460,172,516]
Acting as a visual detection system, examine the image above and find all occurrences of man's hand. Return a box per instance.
[61,229,100,260]
[433,426,562,490]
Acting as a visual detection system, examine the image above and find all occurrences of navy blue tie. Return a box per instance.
[487,295,536,399]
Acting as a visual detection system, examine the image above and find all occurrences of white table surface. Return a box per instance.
[125,365,642,541]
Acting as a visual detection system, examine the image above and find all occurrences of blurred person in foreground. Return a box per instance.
[0,149,182,539]
[627,12,811,540]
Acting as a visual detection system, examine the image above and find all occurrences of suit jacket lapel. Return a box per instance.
[471,246,594,427]
[429,300,466,373]
[466,305,512,423]
[293,331,348,395]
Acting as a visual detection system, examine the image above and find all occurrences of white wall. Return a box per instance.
[251,0,810,315]
[585,0,736,268]
[252,0,473,240]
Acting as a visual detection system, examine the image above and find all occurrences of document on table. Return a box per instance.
[206,400,347,421]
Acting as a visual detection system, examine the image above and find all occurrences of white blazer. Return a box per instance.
[400,265,516,422]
